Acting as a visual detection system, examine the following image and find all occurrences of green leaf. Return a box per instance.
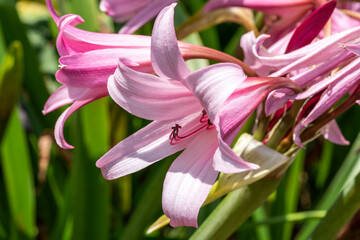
[271,149,305,240]
[120,158,173,240]
[296,132,360,240]
[0,3,52,129]
[1,108,37,238]
[69,98,111,240]
[252,206,271,240]
[310,171,360,240]
[0,40,23,143]
[316,140,334,189]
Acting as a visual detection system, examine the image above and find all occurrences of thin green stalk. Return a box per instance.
[296,132,360,240]
[266,100,304,150]
[253,101,270,141]
[245,211,326,228]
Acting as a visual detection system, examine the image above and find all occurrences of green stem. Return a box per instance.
[253,101,270,142]
[310,172,360,240]
[266,100,304,150]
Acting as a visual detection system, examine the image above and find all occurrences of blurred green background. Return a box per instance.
[0,0,359,239]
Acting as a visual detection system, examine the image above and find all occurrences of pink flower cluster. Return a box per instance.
[44,0,360,228]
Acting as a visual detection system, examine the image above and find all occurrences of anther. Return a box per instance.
[200,109,208,123]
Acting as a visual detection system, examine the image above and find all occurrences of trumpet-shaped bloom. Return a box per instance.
[242,19,360,147]
[100,0,177,34]
[97,3,299,227]
[237,2,360,147]
[43,0,245,149]
[292,42,360,147]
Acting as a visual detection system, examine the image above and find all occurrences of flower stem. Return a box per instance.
[266,100,304,150]
[253,102,270,141]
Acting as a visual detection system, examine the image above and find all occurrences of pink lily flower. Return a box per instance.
[240,0,337,76]
[251,29,359,146]
[43,0,249,149]
[96,3,298,227]
[100,0,177,34]
[204,0,360,44]
[238,4,360,147]
[292,43,360,147]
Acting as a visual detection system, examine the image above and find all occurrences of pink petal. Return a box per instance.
[56,48,152,88]
[162,130,219,227]
[293,58,360,100]
[213,138,259,174]
[294,70,360,147]
[46,0,152,53]
[204,0,313,45]
[43,85,85,114]
[108,60,202,120]
[252,26,360,76]
[292,51,352,88]
[204,0,313,15]
[46,0,60,23]
[220,86,271,144]
[293,121,306,148]
[96,113,201,180]
[184,63,246,122]
[240,32,275,76]
[56,14,85,56]
[54,87,108,149]
[331,9,360,34]
[214,77,299,172]
[100,0,150,22]
[285,1,336,53]
[265,89,294,115]
[212,87,269,173]
[342,43,360,56]
[301,62,360,126]
[119,0,178,34]
[321,120,349,145]
[151,3,191,80]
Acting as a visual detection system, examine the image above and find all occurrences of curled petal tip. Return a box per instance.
[56,140,75,150]
[293,123,306,149]
[169,219,198,228]
[58,14,85,30]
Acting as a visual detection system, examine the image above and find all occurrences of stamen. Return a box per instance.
[206,119,215,130]
[200,109,208,123]
[169,111,215,145]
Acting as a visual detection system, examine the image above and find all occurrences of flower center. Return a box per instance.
[169,110,215,145]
